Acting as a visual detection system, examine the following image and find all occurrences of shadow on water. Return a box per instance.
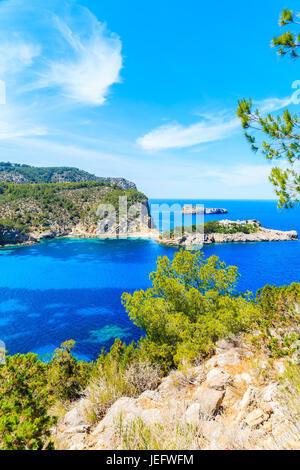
[0,287,143,361]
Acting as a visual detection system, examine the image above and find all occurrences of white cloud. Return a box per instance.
[0,1,123,106]
[137,117,239,151]
[137,95,296,151]
[37,12,123,105]
[254,96,293,114]
[0,40,40,75]
[0,119,46,140]
[203,165,271,187]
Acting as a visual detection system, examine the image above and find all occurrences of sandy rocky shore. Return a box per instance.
[0,219,160,248]
[0,218,298,248]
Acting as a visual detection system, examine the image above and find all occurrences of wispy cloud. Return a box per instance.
[0,40,40,75]
[0,0,123,106]
[137,116,239,151]
[37,12,123,105]
[0,105,47,140]
[254,96,293,114]
[203,164,271,187]
[0,122,46,140]
[137,96,295,151]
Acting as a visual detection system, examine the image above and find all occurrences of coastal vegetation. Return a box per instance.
[165,221,260,239]
[1,249,299,449]
[0,162,136,189]
[0,181,148,235]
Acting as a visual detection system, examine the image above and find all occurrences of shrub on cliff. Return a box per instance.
[86,339,161,422]
[122,249,258,368]
[47,340,92,402]
[0,354,56,450]
[252,283,300,358]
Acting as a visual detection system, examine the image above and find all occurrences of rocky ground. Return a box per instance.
[52,340,300,450]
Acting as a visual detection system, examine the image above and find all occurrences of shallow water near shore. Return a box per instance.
[0,199,299,360]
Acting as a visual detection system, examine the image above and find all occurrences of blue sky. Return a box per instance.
[0,0,299,198]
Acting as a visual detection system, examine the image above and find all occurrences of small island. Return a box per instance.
[160,219,298,247]
[182,205,228,215]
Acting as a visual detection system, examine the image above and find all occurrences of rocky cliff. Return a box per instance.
[0,181,151,247]
[52,339,299,450]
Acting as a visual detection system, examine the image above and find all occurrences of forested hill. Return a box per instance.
[0,162,136,190]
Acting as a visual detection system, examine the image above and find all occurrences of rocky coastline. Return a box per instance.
[0,220,159,248]
[0,220,298,249]
[159,219,298,247]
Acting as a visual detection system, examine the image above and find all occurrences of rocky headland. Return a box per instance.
[0,175,153,247]
[160,219,298,247]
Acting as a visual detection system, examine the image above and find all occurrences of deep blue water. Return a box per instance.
[0,199,299,360]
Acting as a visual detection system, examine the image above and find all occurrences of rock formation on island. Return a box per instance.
[160,219,298,247]
[182,205,228,215]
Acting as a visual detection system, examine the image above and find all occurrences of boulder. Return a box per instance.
[138,390,162,403]
[235,386,260,422]
[235,373,252,384]
[192,386,225,416]
[63,398,92,429]
[205,369,232,390]
[201,420,224,442]
[244,408,269,428]
[185,403,201,425]
[206,348,242,367]
[93,398,140,436]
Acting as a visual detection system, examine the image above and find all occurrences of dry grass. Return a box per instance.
[116,415,207,450]
[83,360,161,425]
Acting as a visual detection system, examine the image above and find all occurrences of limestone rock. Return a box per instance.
[192,386,225,416]
[63,398,91,429]
[244,408,269,428]
[138,390,162,403]
[201,421,224,442]
[185,403,201,425]
[206,348,242,367]
[205,368,232,390]
[93,398,140,436]
[235,373,252,384]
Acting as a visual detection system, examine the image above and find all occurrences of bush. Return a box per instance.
[0,354,56,450]
[122,249,258,368]
[85,340,161,422]
[47,340,92,402]
[252,283,300,357]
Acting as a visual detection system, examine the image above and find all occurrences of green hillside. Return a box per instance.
[0,162,136,189]
[0,181,147,235]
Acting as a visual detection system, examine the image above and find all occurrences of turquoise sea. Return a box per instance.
[0,199,299,360]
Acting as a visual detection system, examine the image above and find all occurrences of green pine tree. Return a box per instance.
[237,8,300,208]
